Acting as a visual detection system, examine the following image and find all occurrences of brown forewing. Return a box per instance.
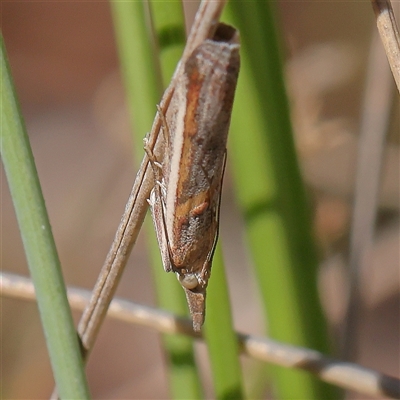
[164,39,240,281]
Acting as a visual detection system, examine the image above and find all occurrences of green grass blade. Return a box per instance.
[110,0,162,151]
[0,34,90,399]
[149,0,186,86]
[223,2,340,399]
[110,1,203,398]
[204,245,245,400]
[148,247,203,399]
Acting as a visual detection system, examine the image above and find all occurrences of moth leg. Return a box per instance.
[143,137,164,184]
[149,194,173,273]
[143,139,173,273]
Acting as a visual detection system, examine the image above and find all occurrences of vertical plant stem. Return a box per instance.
[1,35,90,399]
[342,27,393,361]
[204,245,245,399]
[111,0,162,149]
[223,2,339,399]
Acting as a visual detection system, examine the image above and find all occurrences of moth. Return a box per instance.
[145,24,240,331]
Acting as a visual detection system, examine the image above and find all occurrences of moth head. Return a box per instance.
[178,273,199,290]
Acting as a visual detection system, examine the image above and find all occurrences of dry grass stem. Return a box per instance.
[341,28,394,361]
[372,0,400,92]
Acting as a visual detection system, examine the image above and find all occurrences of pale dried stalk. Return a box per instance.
[341,28,394,361]
[77,0,227,355]
[372,0,400,92]
[2,271,399,399]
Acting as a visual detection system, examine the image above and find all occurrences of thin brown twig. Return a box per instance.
[372,0,400,92]
[2,271,399,399]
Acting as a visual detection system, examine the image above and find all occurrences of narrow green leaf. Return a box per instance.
[204,246,245,400]
[110,0,162,147]
[149,0,186,86]
[223,2,340,399]
[0,34,90,399]
[148,239,203,400]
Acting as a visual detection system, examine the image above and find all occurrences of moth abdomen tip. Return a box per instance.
[192,315,204,332]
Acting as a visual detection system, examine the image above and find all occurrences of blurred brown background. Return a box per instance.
[1,1,399,399]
